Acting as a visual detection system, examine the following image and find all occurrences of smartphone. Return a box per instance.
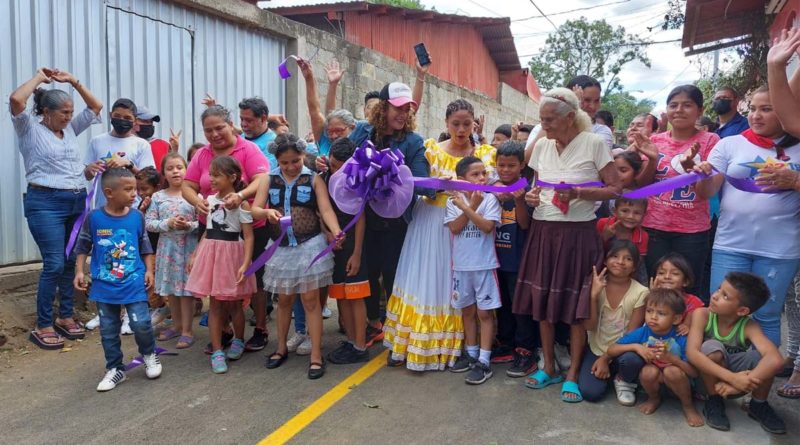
[414,43,431,66]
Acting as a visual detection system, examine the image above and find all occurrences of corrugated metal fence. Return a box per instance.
[0,0,286,265]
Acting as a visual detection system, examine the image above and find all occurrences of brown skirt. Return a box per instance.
[513,219,603,324]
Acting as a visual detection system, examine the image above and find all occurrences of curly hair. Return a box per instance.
[367,100,416,141]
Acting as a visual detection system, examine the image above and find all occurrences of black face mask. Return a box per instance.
[111,118,134,135]
[137,124,155,139]
[712,99,732,115]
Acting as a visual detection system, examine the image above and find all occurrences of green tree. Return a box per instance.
[528,17,651,95]
[369,0,424,9]
[602,91,656,135]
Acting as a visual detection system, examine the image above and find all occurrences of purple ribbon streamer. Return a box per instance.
[534,179,604,190]
[244,216,292,277]
[724,175,774,194]
[278,48,320,80]
[306,202,365,271]
[620,172,713,199]
[65,174,100,256]
[125,347,177,371]
[413,177,529,193]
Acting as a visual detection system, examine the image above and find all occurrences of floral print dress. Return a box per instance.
[145,190,199,296]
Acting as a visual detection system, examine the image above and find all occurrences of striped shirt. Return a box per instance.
[11,106,101,190]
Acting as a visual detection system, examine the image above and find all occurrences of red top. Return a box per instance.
[149,139,170,171]
[681,292,705,323]
[596,216,649,256]
[185,136,270,227]
[643,131,719,233]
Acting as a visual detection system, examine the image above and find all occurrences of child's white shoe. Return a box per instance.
[296,336,312,356]
[85,315,100,331]
[120,313,133,335]
[287,332,307,353]
[143,353,162,379]
[554,343,571,370]
[614,376,637,406]
[97,368,126,392]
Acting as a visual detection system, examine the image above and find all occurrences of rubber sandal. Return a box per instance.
[176,335,195,349]
[157,328,180,342]
[525,369,563,389]
[54,321,85,340]
[561,381,583,403]
[29,330,64,350]
[777,382,800,399]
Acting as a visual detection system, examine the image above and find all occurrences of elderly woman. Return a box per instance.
[182,105,269,353]
[514,88,622,402]
[694,85,800,349]
[10,68,103,349]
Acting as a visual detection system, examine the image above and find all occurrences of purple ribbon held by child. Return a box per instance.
[125,347,177,371]
[244,216,292,277]
[65,174,101,256]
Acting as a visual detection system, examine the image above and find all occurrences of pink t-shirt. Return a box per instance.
[185,135,270,227]
[642,131,719,233]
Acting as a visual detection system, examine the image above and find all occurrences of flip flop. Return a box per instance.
[176,335,195,349]
[54,321,85,340]
[777,382,800,399]
[29,330,64,350]
[561,381,583,403]
[525,369,564,389]
[157,328,180,342]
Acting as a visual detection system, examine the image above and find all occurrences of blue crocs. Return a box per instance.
[211,350,228,374]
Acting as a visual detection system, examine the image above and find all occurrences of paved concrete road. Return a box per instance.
[1,314,798,445]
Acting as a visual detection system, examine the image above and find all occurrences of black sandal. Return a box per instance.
[308,359,326,380]
[265,351,288,369]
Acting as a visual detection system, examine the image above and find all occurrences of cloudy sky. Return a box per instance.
[265,0,715,112]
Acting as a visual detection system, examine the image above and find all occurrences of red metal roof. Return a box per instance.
[681,0,766,55]
[268,1,522,72]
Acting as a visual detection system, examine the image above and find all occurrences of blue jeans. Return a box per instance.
[293,297,306,333]
[97,301,155,370]
[23,187,86,328]
[710,249,800,346]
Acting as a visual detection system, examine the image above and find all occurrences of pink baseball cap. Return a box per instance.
[379,82,417,108]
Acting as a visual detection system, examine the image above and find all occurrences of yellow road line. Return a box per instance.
[258,349,388,445]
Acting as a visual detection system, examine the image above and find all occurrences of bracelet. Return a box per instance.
[237,191,245,200]
[416,76,425,81]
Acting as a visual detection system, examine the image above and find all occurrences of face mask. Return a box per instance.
[137,124,155,139]
[711,99,732,115]
[111,118,134,135]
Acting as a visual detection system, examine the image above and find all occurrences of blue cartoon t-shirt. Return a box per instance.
[76,208,154,304]
[616,325,687,369]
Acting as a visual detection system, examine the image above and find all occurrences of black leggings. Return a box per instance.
[365,227,407,322]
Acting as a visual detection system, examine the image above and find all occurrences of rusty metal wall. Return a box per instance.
[343,11,500,98]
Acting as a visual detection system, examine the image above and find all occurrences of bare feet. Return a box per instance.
[682,403,705,427]
[638,396,662,415]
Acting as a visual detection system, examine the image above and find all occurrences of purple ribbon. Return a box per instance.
[278,48,320,80]
[414,177,529,193]
[534,179,603,190]
[65,174,100,256]
[306,203,364,271]
[621,172,714,199]
[244,216,292,277]
[724,175,774,194]
[125,347,177,371]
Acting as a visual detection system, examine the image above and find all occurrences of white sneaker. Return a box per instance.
[296,336,312,356]
[97,368,126,392]
[287,332,307,353]
[554,343,572,371]
[120,313,133,335]
[614,376,637,406]
[536,348,544,370]
[321,306,332,319]
[85,315,100,331]
[150,306,170,326]
[142,353,162,379]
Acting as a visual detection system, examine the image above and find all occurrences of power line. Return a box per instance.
[517,38,682,59]
[644,64,693,100]
[528,0,558,31]
[512,0,631,22]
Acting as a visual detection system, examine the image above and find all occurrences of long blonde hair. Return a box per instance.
[539,88,592,133]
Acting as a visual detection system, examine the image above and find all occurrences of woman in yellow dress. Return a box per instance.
[383,99,497,371]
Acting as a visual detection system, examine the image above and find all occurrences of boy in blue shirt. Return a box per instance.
[74,168,160,392]
[491,141,538,378]
[608,289,703,427]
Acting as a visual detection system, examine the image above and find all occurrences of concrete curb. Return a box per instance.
[0,263,41,293]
